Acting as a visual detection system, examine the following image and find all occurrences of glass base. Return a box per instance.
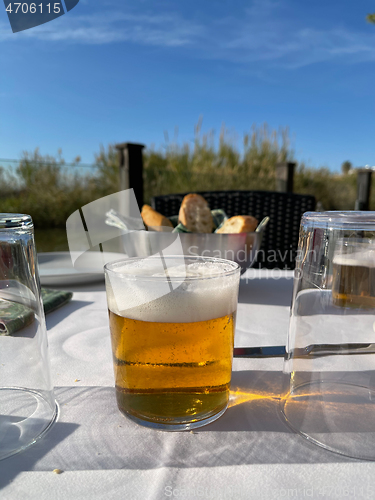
[121,403,228,431]
[0,387,58,461]
[280,380,375,461]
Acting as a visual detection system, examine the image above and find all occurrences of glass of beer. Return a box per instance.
[281,211,375,460]
[104,255,241,430]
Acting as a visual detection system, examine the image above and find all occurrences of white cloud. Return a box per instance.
[0,11,204,46]
[205,2,375,68]
[1,1,375,68]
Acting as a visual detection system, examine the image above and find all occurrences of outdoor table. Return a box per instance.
[2,268,375,500]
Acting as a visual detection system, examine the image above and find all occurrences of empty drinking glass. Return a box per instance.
[281,211,375,460]
[0,214,57,460]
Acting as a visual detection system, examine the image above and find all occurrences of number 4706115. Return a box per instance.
[6,3,61,14]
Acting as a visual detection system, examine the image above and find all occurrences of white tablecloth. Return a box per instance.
[2,269,375,499]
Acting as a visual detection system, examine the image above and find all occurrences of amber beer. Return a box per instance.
[105,256,241,430]
[332,248,375,308]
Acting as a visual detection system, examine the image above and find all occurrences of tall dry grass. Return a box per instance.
[0,123,363,227]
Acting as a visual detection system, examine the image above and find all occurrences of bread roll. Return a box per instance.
[178,194,213,233]
[141,205,173,232]
[216,215,258,234]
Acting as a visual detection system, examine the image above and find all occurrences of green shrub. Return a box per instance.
[142,123,292,201]
[0,149,104,227]
[0,123,366,228]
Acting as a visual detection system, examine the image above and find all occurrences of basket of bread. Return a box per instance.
[120,194,268,274]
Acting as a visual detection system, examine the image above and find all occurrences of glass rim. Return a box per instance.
[302,211,375,228]
[0,213,33,230]
[104,255,241,282]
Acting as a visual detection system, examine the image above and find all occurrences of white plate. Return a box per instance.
[37,251,127,286]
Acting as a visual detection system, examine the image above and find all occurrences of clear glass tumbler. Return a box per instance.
[0,214,57,460]
[281,211,375,460]
[104,255,241,430]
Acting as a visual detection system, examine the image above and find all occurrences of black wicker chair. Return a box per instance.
[152,190,316,269]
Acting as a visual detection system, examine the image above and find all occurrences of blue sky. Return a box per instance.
[1,0,375,171]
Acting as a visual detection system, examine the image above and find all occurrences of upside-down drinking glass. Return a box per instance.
[0,214,57,460]
[281,211,375,460]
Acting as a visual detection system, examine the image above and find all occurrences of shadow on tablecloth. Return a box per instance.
[0,372,358,478]
[239,276,294,307]
[0,419,79,490]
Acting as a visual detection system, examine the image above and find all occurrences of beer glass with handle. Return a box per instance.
[104,255,241,430]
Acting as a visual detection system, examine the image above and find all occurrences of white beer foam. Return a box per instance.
[106,262,240,323]
[333,250,375,268]
[110,260,235,277]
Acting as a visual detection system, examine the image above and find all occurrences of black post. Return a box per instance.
[115,142,145,207]
[355,169,372,210]
[276,162,295,193]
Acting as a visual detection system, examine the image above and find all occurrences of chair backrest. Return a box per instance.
[151,190,316,269]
